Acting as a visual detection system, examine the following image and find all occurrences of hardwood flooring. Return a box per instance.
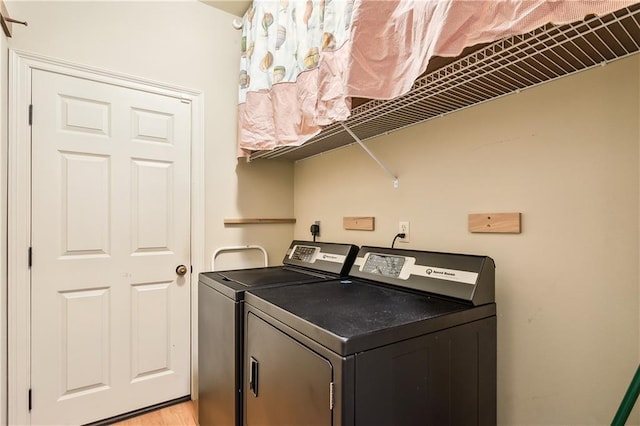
[112,400,197,426]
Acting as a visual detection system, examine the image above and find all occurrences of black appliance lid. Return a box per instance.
[246,279,496,356]
[198,241,359,300]
[216,267,329,287]
[199,266,332,300]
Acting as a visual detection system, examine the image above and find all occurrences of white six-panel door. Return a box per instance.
[30,69,192,425]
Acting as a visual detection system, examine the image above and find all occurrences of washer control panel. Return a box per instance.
[289,245,320,263]
[282,241,359,276]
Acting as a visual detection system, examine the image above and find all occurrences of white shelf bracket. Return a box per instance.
[340,122,399,188]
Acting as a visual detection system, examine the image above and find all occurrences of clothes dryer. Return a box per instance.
[244,246,496,426]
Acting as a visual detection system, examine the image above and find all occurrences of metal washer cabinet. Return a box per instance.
[198,240,359,426]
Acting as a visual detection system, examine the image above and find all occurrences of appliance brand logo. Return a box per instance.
[426,268,456,278]
[322,254,338,260]
[422,265,478,285]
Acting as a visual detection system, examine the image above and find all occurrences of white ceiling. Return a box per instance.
[202,0,251,17]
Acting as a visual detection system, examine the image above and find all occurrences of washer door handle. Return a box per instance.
[249,356,259,397]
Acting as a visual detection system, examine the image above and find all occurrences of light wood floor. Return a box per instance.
[112,400,197,426]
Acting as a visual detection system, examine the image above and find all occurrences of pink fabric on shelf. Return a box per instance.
[347,0,640,99]
[238,0,638,156]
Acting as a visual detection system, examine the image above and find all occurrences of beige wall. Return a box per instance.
[294,56,640,424]
[4,0,295,268]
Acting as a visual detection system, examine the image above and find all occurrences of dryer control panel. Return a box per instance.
[351,247,495,306]
[361,253,406,278]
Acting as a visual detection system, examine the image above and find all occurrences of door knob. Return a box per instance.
[176,265,188,276]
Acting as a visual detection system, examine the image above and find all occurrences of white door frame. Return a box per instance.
[7,49,205,425]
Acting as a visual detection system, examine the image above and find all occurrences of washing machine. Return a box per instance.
[198,240,359,426]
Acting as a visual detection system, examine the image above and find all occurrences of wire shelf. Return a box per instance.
[250,4,640,161]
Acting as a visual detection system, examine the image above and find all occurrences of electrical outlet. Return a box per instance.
[398,221,410,243]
